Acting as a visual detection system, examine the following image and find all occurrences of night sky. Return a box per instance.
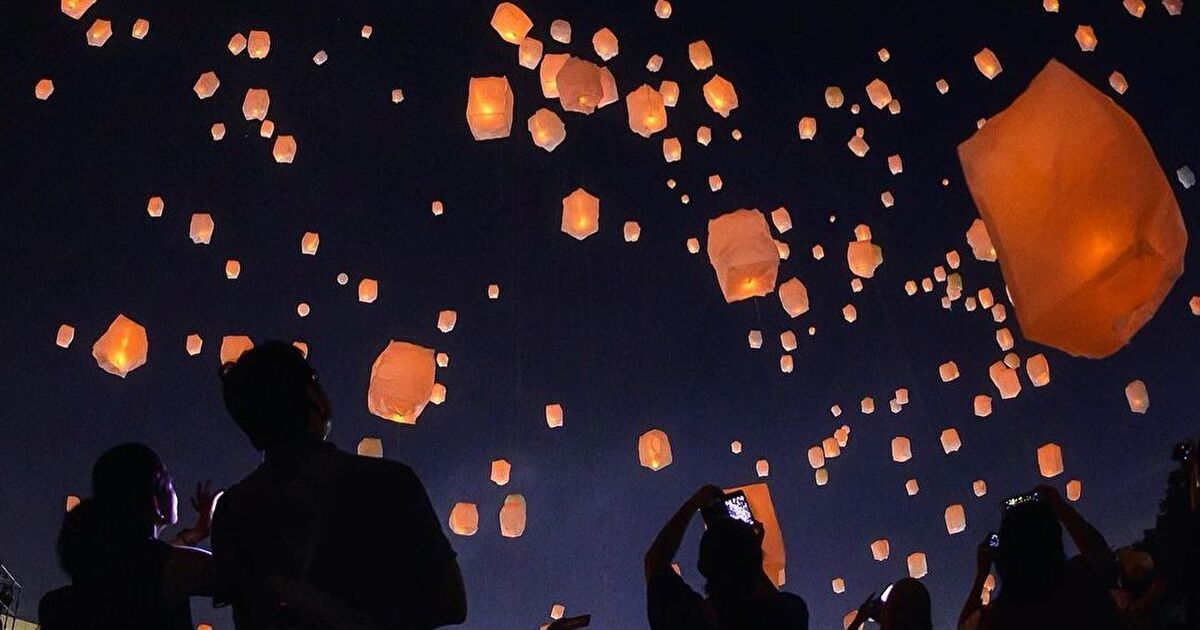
[2,0,1198,628]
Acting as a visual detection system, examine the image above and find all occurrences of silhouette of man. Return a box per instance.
[212,341,466,629]
[644,485,809,629]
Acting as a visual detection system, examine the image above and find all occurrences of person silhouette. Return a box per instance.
[644,484,809,629]
[847,578,932,630]
[212,341,466,629]
[38,443,216,630]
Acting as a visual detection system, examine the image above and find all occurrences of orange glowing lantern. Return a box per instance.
[892,436,912,462]
[92,315,148,377]
[706,209,779,303]
[592,28,618,60]
[35,79,55,100]
[466,77,514,141]
[625,85,667,138]
[559,188,601,240]
[247,30,270,58]
[550,19,571,44]
[1125,380,1149,413]
[545,403,563,428]
[624,221,641,243]
[866,79,892,109]
[1066,480,1082,501]
[526,108,566,152]
[905,479,920,496]
[1075,25,1097,51]
[941,429,962,454]
[662,137,682,162]
[688,40,713,70]
[847,240,883,278]
[539,54,569,98]
[638,429,673,471]
[184,334,202,357]
[301,232,319,255]
[939,361,960,382]
[518,37,543,69]
[218,336,253,364]
[189,213,214,244]
[491,459,511,485]
[228,33,247,55]
[61,0,96,19]
[500,494,527,537]
[242,88,270,121]
[871,539,890,561]
[660,81,679,107]
[356,437,383,458]
[449,502,479,536]
[211,124,226,141]
[224,260,241,280]
[437,310,457,333]
[367,341,436,424]
[56,324,75,348]
[798,117,817,140]
[555,57,604,114]
[1037,443,1064,478]
[908,552,928,578]
[974,48,1002,79]
[778,278,810,318]
[273,136,297,163]
[974,395,992,417]
[1026,354,1050,387]
[703,75,738,118]
[86,19,112,47]
[131,19,150,39]
[358,279,378,303]
[146,196,164,218]
[491,3,532,45]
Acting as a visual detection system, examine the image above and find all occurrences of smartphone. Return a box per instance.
[1004,490,1040,510]
[987,532,1001,548]
[702,490,755,526]
[547,614,591,629]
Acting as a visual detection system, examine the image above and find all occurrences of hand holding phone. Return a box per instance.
[700,490,756,526]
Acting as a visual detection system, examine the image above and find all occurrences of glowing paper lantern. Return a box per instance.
[185,334,203,356]
[842,304,858,323]
[724,483,786,587]
[662,137,682,162]
[550,19,571,44]
[86,19,112,47]
[1066,480,1082,501]
[807,447,825,469]
[356,438,383,458]
[367,341,436,424]
[91,315,148,377]
[518,37,543,69]
[242,89,270,121]
[748,330,763,349]
[66,495,81,512]
[888,154,904,175]
[1044,0,1059,10]
[655,0,672,18]
[939,361,960,382]
[847,240,883,278]
[905,479,920,496]
[1075,26,1097,52]
[491,3,532,45]
[216,336,252,365]
[500,494,527,537]
[592,28,618,60]
[228,33,247,55]
[358,279,378,303]
[974,48,1002,79]
[449,502,479,536]
[825,87,845,108]
[466,77,514,141]
[597,68,618,108]
[61,0,96,20]
[1179,167,1196,189]
[778,278,810,318]
[1163,0,1182,16]
[941,429,962,454]
[391,89,405,104]
[1026,354,1050,387]
[688,40,713,70]
[247,30,270,58]
[35,79,55,100]
[211,124,225,141]
[561,188,599,240]
[1037,443,1064,478]
[871,539,890,561]
[908,552,928,578]
[974,395,993,418]
[703,75,738,118]
[706,209,779,303]
[866,79,892,109]
[1125,380,1149,413]
[770,208,792,234]
[146,197,163,218]
[892,436,912,462]
[556,57,604,114]
[798,117,817,140]
[273,136,297,164]
[780,331,797,352]
[937,78,950,94]
[708,175,723,192]
[545,404,563,428]
[957,60,1186,358]
[224,260,241,280]
[260,120,275,138]
[638,429,673,471]
[624,221,641,243]
[525,108,566,152]
[943,504,967,534]
[660,81,679,106]
[435,310,457,333]
[189,214,214,244]
[625,85,667,137]
[989,361,1021,399]
[696,126,712,145]
[974,480,988,497]
[848,135,869,158]
[646,54,663,72]
[489,459,512,486]
[756,460,769,477]
[299,232,319,255]
[815,468,828,486]
[832,578,845,594]
[361,25,373,38]
[56,324,75,348]
[551,604,565,620]
[1109,71,1129,94]
[488,284,500,300]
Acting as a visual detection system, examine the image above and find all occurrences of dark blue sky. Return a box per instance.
[2,0,1197,628]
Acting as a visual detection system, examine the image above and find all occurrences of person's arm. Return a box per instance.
[399,467,467,629]
[1036,484,1109,558]
[644,485,723,580]
[959,538,994,630]
[847,593,881,630]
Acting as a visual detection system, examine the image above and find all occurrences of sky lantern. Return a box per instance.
[748,330,763,349]
[847,240,883,278]
[211,124,226,141]
[646,54,663,72]
[1074,26,1097,52]
[973,48,1002,79]
[847,134,869,157]
[228,33,247,55]
[624,221,641,243]
[358,278,378,303]
[625,85,668,137]
[1037,443,1064,478]
[940,429,962,453]
[725,483,785,587]
[242,88,270,121]
[61,0,96,20]
[905,479,920,496]
[35,79,55,100]
[219,335,253,364]
[708,175,723,192]
[888,154,904,175]
[1044,0,1059,10]
[86,19,112,47]
[662,137,682,162]
[771,208,793,233]
[696,126,712,145]
[225,260,241,279]
[146,196,164,217]
[356,437,383,458]
[56,324,75,348]
[778,278,810,318]
[807,446,825,469]
[273,136,297,163]
[936,78,950,94]
[561,188,600,240]
[189,213,214,244]
[655,0,672,18]
[756,460,769,477]
[518,37,543,69]
[490,459,511,486]
[779,355,794,373]
[549,19,571,43]
[638,429,673,471]
[491,3,532,45]
[556,57,604,114]
[545,403,563,428]
[945,505,966,534]
[908,553,928,579]
[703,75,739,117]
[312,50,328,65]
[540,54,569,98]
[1178,167,1195,189]
[939,361,960,382]
[974,395,993,417]
[466,77,514,141]
[527,108,565,152]
[958,60,1186,358]
[866,79,892,109]
[798,117,817,140]
[500,494,527,538]
[660,81,680,106]
[597,68,618,108]
[966,219,996,261]
[429,383,446,405]
[247,30,270,58]
[974,480,988,497]
[301,232,319,255]
[1125,380,1149,413]
[487,284,500,300]
[842,304,858,323]
[391,89,405,104]
[1109,71,1129,94]
[592,28,618,60]
[185,334,203,356]
[822,437,841,459]
[780,331,797,351]
[1066,480,1082,502]
[706,209,779,303]
[1163,0,1182,15]
[449,502,479,536]
[871,539,890,561]
[1026,354,1050,386]
[92,315,148,377]
[260,120,276,138]
[367,341,436,424]
[989,361,1021,399]
[437,310,457,333]
[360,25,372,38]
[825,87,844,108]
[892,436,912,462]
[688,40,713,70]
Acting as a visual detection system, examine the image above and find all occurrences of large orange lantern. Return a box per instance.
[724,483,786,587]
[637,429,672,471]
[703,75,738,118]
[706,209,779,303]
[367,341,436,424]
[490,3,532,45]
[500,494,527,537]
[448,502,479,536]
[625,85,667,138]
[527,108,566,152]
[466,77,513,141]
[959,60,1186,358]
[92,314,148,377]
[555,57,604,114]
[219,335,253,364]
[561,188,599,240]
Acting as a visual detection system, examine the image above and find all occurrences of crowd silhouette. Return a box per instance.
[36,341,1199,629]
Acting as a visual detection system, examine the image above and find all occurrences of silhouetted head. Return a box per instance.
[220,340,330,451]
[699,519,766,598]
[92,442,176,528]
[880,578,932,630]
[996,499,1065,595]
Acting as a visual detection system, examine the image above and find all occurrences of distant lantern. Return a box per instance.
[437,310,457,333]
[56,323,76,348]
[936,78,950,94]
[945,504,966,534]
[660,81,680,106]
[228,33,247,55]
[260,120,275,139]
[357,437,383,458]
[655,0,673,18]
[908,552,928,578]
[638,429,673,471]
[880,191,895,208]
[491,459,511,485]
[807,446,825,470]
[429,383,446,405]
[832,578,845,593]
[1075,26,1097,51]
[185,334,203,356]
[312,50,329,66]
[989,361,1021,399]
[301,232,320,255]
[825,87,845,108]
[939,361,960,382]
[798,117,817,140]
[815,468,829,486]
[770,208,792,234]
[688,40,713,70]
[1026,354,1050,387]
[500,494,527,537]
[847,240,883,278]
[545,403,563,428]
[778,278,810,318]
[974,395,993,418]
[66,495,81,511]
[550,19,571,43]
[488,284,500,300]
[466,76,514,141]
[731,441,742,454]
[965,220,996,261]
[848,135,869,158]
[974,48,1002,79]
[905,479,920,496]
[940,429,962,454]
[61,0,96,19]
[892,436,912,462]
[703,75,739,118]
[696,126,712,145]
[1037,443,1064,478]
[812,245,825,260]
[518,37,543,69]
[843,304,858,323]
[822,438,841,459]
[526,108,565,152]
[871,539,890,561]
[663,137,682,162]
[189,213,214,244]
[974,479,988,497]
[561,188,600,240]
[866,79,892,109]
[958,60,1186,358]
[1044,0,1059,10]
[708,175,723,192]
[1109,71,1128,94]
[646,54,663,72]
[242,88,270,121]
[225,260,241,279]
[273,135,297,163]
[491,3,532,45]
[86,19,112,47]
[539,54,570,98]
[361,25,373,38]
[367,341,435,424]
[448,502,479,536]
[247,30,270,58]
[779,355,794,373]
[1125,380,1149,413]
[706,209,779,303]
[556,57,604,114]
[624,221,641,243]
[211,123,226,141]
[336,273,349,285]
[1066,480,1082,501]
[1163,0,1182,15]
[748,330,763,349]
[219,336,253,364]
[755,460,769,477]
[358,278,378,303]
[35,79,55,100]
[146,196,164,218]
[592,28,618,60]
[888,154,904,175]
[436,352,450,368]
[391,89,405,104]
[626,84,668,137]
